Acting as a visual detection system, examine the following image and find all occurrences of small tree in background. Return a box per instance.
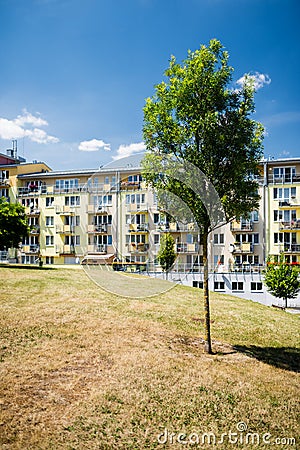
[0,198,30,250]
[157,233,177,279]
[264,256,300,309]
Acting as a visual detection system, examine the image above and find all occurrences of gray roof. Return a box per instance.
[17,154,145,179]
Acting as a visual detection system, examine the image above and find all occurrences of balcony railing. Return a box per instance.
[87,224,108,233]
[232,242,254,253]
[281,244,300,253]
[230,221,253,232]
[56,245,75,254]
[55,205,76,215]
[86,204,112,214]
[22,245,40,253]
[176,243,200,253]
[280,220,300,230]
[56,225,76,234]
[25,207,40,216]
[272,174,300,184]
[127,223,149,232]
[0,178,10,187]
[30,226,40,235]
[126,203,148,212]
[87,244,107,254]
[127,243,149,253]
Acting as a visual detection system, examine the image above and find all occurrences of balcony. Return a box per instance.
[272,174,300,184]
[55,205,75,215]
[87,244,107,254]
[176,243,200,253]
[126,203,148,213]
[232,242,254,254]
[280,220,300,230]
[127,223,149,233]
[22,245,40,253]
[281,244,300,253]
[0,178,10,187]
[30,225,40,235]
[86,204,112,214]
[25,207,40,216]
[127,243,149,253]
[57,245,75,255]
[87,224,108,234]
[56,225,76,234]
[121,180,141,190]
[230,220,253,232]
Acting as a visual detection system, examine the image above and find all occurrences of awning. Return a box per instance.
[81,254,115,264]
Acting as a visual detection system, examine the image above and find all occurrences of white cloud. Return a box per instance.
[25,128,59,144]
[0,118,26,140]
[78,138,111,152]
[112,142,146,160]
[0,110,59,144]
[236,72,271,91]
[14,109,48,127]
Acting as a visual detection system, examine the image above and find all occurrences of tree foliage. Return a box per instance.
[157,233,177,276]
[0,198,30,249]
[142,39,264,353]
[264,256,300,308]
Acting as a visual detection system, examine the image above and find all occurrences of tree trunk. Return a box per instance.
[202,232,212,354]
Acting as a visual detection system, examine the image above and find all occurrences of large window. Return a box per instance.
[274,210,296,222]
[232,282,244,291]
[273,167,296,182]
[273,187,296,201]
[125,193,145,204]
[65,196,80,206]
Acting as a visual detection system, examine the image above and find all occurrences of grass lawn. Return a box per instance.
[0,266,299,449]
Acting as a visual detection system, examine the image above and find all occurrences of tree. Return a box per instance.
[142,39,264,353]
[0,198,30,250]
[264,256,300,308]
[157,233,177,279]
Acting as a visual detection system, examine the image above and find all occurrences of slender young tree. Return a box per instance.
[142,39,264,353]
[157,233,177,279]
[0,197,30,250]
[264,256,300,309]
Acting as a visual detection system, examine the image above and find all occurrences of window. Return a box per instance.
[232,282,244,291]
[104,176,109,185]
[253,234,259,244]
[75,215,80,226]
[154,234,160,245]
[251,282,263,291]
[46,256,54,265]
[46,216,54,227]
[252,210,259,222]
[75,235,80,246]
[65,196,80,206]
[153,213,160,224]
[274,209,296,223]
[273,187,296,201]
[273,167,296,182]
[193,281,204,289]
[214,233,224,244]
[46,197,54,207]
[46,235,54,246]
[125,193,145,204]
[214,281,225,291]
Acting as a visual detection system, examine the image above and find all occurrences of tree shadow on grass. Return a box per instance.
[234,345,300,373]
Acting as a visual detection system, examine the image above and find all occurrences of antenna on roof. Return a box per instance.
[12,139,18,158]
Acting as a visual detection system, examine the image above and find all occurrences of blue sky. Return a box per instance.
[0,0,299,170]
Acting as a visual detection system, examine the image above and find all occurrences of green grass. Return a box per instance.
[0,266,299,449]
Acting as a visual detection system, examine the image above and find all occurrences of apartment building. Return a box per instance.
[1,149,300,278]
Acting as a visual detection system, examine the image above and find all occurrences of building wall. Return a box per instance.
[1,157,300,304]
